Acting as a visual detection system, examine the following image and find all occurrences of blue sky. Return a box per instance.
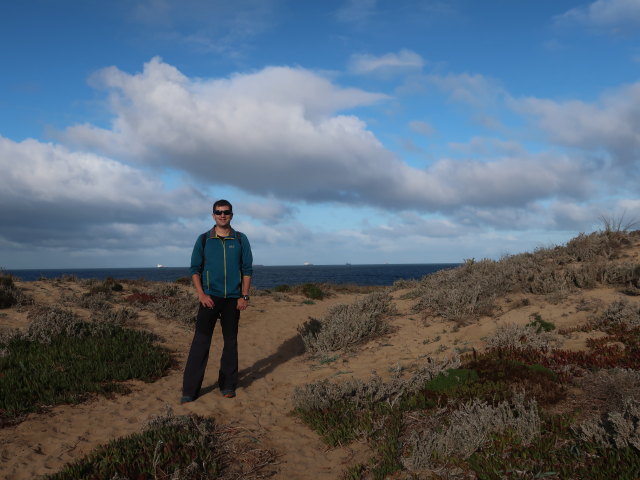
[2,0,640,269]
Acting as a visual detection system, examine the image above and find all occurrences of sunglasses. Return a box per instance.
[214,209,232,216]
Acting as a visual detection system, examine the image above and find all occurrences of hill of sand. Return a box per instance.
[1,234,640,479]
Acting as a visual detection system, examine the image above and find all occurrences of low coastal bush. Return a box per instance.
[0,274,19,308]
[298,290,395,354]
[576,397,640,450]
[88,276,123,294]
[592,299,640,331]
[0,273,31,309]
[174,275,191,285]
[484,323,561,351]
[47,410,278,480]
[91,306,139,325]
[0,305,173,424]
[294,346,640,478]
[402,394,541,472]
[301,282,325,300]
[403,230,640,324]
[146,293,199,326]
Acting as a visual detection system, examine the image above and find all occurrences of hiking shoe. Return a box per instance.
[180,395,195,404]
[221,390,236,398]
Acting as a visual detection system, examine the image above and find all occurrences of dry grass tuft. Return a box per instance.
[146,292,199,327]
[403,231,640,324]
[576,397,640,450]
[402,393,541,472]
[293,355,460,411]
[578,368,640,413]
[484,323,562,351]
[592,299,640,331]
[297,290,396,354]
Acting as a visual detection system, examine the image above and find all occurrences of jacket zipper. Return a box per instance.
[222,238,227,297]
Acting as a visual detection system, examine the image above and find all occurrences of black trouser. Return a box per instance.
[182,297,240,397]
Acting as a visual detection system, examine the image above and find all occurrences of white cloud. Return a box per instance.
[0,135,203,249]
[242,200,297,223]
[61,58,597,215]
[555,0,640,32]
[349,50,425,75]
[513,81,640,173]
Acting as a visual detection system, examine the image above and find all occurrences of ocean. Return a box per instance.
[6,264,459,290]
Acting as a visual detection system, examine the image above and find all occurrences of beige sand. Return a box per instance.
[0,268,636,479]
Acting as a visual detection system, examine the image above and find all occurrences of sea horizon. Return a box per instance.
[4,263,460,289]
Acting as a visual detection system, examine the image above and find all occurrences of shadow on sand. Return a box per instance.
[201,334,306,396]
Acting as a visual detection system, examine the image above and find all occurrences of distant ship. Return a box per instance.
[303,262,313,266]
[157,264,167,268]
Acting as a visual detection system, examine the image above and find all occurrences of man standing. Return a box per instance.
[182,199,253,402]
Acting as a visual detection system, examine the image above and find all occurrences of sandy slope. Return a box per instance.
[0,264,637,479]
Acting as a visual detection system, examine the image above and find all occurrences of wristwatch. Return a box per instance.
[241,295,250,301]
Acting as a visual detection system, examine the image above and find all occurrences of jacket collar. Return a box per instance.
[210,226,236,239]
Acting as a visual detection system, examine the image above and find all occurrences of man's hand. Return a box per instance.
[237,298,248,311]
[199,293,214,308]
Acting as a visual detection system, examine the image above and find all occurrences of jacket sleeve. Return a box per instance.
[240,233,253,277]
[189,233,205,276]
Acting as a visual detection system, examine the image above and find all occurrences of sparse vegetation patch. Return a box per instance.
[298,290,396,354]
[402,230,640,324]
[0,305,172,425]
[47,410,278,480]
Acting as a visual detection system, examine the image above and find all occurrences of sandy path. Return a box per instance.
[1,278,628,479]
[0,290,373,479]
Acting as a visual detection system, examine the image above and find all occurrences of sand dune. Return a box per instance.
[1,236,639,479]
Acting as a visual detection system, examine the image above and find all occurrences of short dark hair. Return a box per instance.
[213,199,232,212]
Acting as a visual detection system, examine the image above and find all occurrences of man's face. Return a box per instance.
[212,206,233,228]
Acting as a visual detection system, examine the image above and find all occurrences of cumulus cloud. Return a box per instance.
[61,58,596,215]
[514,81,640,174]
[555,0,640,32]
[349,49,425,75]
[242,200,297,223]
[0,135,203,248]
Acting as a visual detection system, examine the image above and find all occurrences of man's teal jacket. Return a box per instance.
[190,228,253,298]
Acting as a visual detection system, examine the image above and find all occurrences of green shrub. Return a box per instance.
[0,315,173,424]
[0,286,17,309]
[527,313,556,332]
[0,274,19,309]
[48,413,222,480]
[88,277,123,295]
[274,284,291,292]
[301,283,325,300]
[424,368,479,393]
[48,411,278,480]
